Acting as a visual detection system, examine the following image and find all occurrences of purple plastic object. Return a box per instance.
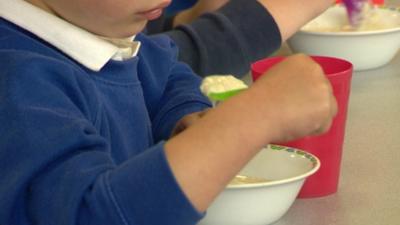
[342,0,368,26]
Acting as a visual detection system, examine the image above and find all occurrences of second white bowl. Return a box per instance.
[288,5,400,71]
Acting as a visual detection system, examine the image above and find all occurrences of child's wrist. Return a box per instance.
[227,87,280,146]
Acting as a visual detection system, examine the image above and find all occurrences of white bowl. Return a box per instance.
[288,5,400,71]
[198,145,320,225]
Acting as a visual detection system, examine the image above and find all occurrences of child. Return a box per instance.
[0,0,337,225]
[147,0,336,76]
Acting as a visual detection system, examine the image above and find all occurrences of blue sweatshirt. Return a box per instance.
[0,19,211,225]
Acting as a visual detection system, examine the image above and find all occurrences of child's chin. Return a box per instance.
[99,23,146,38]
[120,23,147,37]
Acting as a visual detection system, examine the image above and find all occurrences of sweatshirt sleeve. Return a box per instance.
[150,61,212,142]
[148,0,282,77]
[134,34,212,142]
[0,54,204,225]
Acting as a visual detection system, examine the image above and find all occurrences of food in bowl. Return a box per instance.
[302,4,400,32]
[288,5,400,70]
[198,145,320,225]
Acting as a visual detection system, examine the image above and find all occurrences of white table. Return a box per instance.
[271,51,400,225]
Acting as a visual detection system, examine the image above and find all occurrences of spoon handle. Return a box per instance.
[342,0,369,26]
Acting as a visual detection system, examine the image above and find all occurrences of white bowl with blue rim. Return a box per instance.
[198,145,320,225]
[288,5,400,71]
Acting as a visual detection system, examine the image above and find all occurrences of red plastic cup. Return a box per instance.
[251,56,353,198]
[336,0,385,5]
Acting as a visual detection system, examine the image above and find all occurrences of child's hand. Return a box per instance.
[249,54,338,143]
[170,109,209,137]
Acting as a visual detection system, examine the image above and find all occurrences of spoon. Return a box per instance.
[200,75,248,104]
[342,0,369,27]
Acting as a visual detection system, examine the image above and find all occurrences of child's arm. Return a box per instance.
[173,0,230,26]
[152,0,283,77]
[165,54,337,212]
[147,0,334,77]
[178,0,336,42]
[257,0,335,41]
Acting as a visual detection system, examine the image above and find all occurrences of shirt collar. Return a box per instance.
[100,36,141,61]
[0,0,141,71]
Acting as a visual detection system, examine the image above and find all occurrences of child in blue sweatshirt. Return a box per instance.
[0,0,337,225]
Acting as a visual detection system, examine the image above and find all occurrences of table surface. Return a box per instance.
[267,51,400,225]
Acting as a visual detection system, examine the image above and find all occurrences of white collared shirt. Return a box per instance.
[0,0,141,71]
